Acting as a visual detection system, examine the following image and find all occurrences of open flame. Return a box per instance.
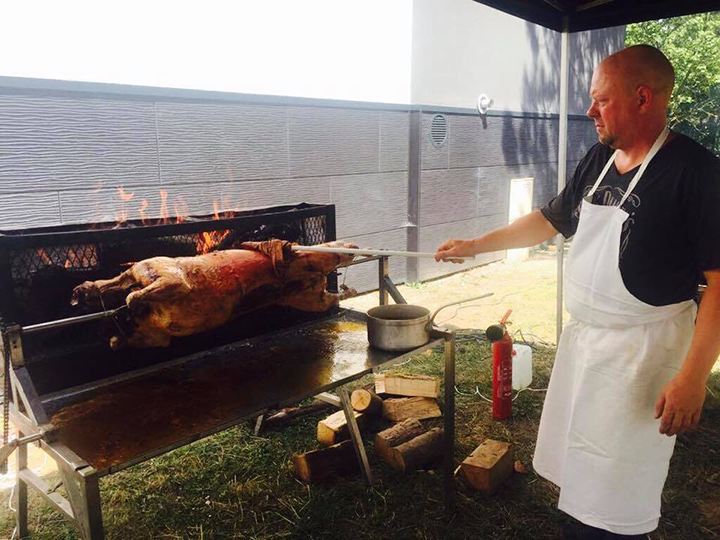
[117,187,134,202]
[35,248,53,265]
[159,190,170,224]
[112,189,235,253]
[115,187,135,224]
[197,230,230,254]
[63,247,96,269]
[174,197,189,224]
[139,200,150,225]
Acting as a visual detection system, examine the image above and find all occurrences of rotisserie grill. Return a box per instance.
[0,203,457,540]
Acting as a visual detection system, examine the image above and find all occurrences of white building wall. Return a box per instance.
[410,0,625,114]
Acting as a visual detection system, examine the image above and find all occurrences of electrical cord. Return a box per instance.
[433,292,522,328]
[452,324,550,399]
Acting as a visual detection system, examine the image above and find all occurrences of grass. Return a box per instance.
[0,332,718,540]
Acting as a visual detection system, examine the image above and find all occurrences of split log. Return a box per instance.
[292,440,359,484]
[382,397,442,422]
[317,409,366,446]
[391,427,444,471]
[460,439,513,494]
[351,388,383,415]
[383,374,440,398]
[374,418,426,467]
[375,373,387,396]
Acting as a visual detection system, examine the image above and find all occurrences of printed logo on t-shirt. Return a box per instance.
[573,185,642,258]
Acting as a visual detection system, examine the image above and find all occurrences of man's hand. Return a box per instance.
[654,373,706,436]
[435,239,475,263]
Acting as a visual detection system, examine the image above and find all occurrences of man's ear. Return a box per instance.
[637,86,651,111]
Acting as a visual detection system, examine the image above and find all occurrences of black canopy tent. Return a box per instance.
[472,0,720,342]
[474,0,720,32]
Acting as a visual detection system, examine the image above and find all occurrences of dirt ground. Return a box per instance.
[342,247,566,345]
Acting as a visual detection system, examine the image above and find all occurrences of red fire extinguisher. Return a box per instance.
[487,310,513,420]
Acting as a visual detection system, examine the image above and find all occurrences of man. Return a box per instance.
[435,45,720,539]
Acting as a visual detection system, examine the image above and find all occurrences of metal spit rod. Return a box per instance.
[21,306,127,335]
[20,247,470,335]
[291,245,474,262]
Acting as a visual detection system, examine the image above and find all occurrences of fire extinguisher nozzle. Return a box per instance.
[486,324,505,342]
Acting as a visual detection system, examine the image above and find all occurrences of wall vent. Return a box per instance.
[430,114,447,147]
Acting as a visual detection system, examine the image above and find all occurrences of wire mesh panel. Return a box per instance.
[0,204,334,327]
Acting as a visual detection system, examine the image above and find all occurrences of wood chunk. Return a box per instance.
[384,374,440,398]
[460,439,513,494]
[382,397,442,422]
[375,418,427,467]
[317,409,366,446]
[391,427,444,471]
[375,373,386,395]
[292,440,359,484]
[351,388,383,415]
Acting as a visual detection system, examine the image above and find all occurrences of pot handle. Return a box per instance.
[427,292,494,329]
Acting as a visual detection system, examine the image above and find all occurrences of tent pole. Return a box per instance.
[556,17,569,345]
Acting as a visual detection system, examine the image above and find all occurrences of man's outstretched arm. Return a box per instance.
[434,209,560,263]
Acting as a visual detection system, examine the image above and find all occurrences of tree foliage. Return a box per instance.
[626,13,720,156]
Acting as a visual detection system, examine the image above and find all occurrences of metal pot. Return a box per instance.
[366,293,493,351]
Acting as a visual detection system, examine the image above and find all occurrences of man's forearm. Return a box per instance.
[679,271,720,384]
[470,210,560,254]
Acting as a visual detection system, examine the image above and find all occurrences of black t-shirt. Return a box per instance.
[541,133,720,306]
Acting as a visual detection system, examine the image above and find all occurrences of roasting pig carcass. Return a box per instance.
[71,240,357,349]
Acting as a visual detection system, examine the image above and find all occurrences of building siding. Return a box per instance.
[0,82,595,292]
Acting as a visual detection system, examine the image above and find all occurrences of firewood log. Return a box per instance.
[351,388,383,415]
[383,374,440,398]
[382,397,442,422]
[374,418,426,467]
[292,440,359,483]
[391,427,444,471]
[317,409,366,446]
[375,373,387,396]
[460,439,513,494]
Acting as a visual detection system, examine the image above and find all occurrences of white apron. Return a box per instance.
[533,127,697,535]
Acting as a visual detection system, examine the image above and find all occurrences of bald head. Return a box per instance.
[600,45,675,106]
[587,45,675,150]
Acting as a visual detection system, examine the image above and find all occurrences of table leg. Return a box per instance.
[444,334,456,514]
[338,387,373,485]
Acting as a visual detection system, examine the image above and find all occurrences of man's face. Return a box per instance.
[586,63,635,148]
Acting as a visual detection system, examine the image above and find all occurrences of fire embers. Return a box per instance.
[70,240,358,350]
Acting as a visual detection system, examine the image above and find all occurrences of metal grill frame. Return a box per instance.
[0,203,336,327]
[0,204,459,540]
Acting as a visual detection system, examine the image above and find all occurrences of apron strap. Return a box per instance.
[586,126,670,205]
[586,149,619,198]
[618,126,670,207]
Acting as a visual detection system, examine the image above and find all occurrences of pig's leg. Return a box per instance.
[124,273,191,317]
[278,281,357,311]
[70,269,139,308]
